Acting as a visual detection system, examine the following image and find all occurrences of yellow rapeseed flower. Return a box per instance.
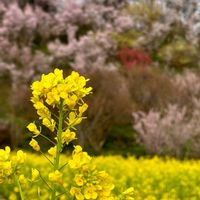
[48,146,57,158]
[29,138,40,151]
[31,168,39,181]
[61,129,76,144]
[64,94,78,108]
[9,193,17,200]
[0,146,11,161]
[74,174,84,186]
[68,112,82,127]
[18,174,27,184]
[31,81,43,96]
[31,68,92,115]
[48,170,63,184]
[2,161,12,176]
[69,146,91,169]
[36,105,51,120]
[122,187,135,200]
[42,118,56,132]
[84,185,98,199]
[16,150,26,164]
[79,103,88,115]
[123,187,134,195]
[70,187,84,200]
[27,122,40,136]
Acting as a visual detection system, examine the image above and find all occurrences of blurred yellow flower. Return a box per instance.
[84,185,98,199]
[70,187,84,200]
[16,150,26,164]
[48,170,63,184]
[0,146,11,161]
[19,174,27,184]
[74,174,84,186]
[31,168,39,181]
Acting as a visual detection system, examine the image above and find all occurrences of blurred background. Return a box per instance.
[1,0,200,158]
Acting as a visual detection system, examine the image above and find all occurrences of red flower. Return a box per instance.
[118,48,152,69]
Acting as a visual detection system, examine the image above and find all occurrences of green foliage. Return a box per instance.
[103,125,146,157]
[112,30,142,48]
[158,37,199,69]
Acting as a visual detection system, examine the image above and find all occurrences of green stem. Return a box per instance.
[51,101,64,200]
[39,133,56,145]
[14,173,24,200]
[55,101,64,169]
[59,162,68,170]
[40,150,54,166]
[39,172,53,191]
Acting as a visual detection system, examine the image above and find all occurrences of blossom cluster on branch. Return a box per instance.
[1,0,200,153]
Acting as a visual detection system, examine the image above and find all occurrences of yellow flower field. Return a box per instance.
[94,156,200,200]
[1,69,199,200]
[0,153,200,200]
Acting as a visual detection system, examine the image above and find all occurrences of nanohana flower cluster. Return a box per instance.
[0,69,134,200]
[0,146,40,199]
[0,146,26,184]
[69,145,115,200]
[27,68,92,151]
